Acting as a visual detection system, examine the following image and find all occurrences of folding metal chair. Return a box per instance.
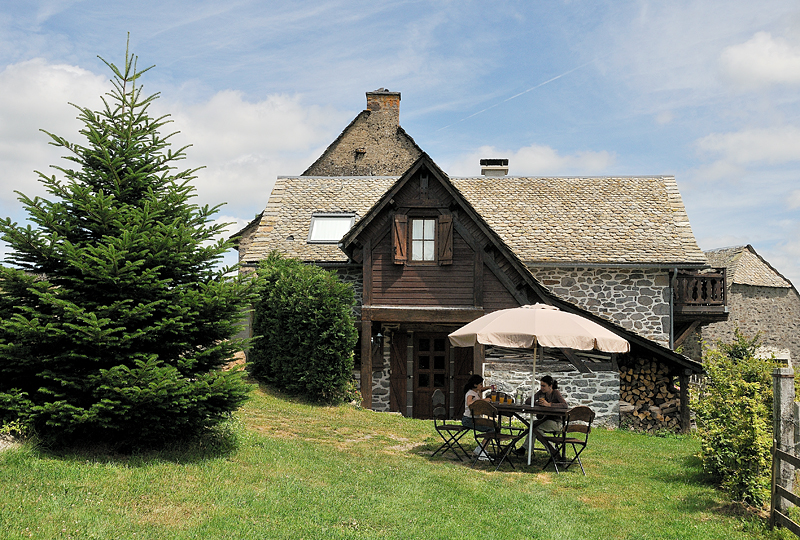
[469,400,528,471]
[431,389,470,461]
[540,406,595,474]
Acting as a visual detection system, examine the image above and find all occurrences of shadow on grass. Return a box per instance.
[33,420,243,466]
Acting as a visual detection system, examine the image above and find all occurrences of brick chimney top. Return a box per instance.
[366,88,401,125]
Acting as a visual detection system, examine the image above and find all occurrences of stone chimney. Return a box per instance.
[366,88,401,126]
[480,158,509,176]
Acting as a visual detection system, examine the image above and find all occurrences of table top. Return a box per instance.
[489,401,568,416]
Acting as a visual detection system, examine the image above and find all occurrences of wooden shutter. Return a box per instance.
[393,214,407,264]
[437,214,453,265]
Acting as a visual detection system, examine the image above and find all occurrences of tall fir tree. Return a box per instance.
[0,42,253,446]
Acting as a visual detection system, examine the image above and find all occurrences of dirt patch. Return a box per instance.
[223,351,247,371]
[0,434,20,452]
[714,501,769,520]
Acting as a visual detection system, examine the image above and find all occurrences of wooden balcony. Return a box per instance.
[673,269,728,320]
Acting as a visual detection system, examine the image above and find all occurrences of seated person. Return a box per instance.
[462,374,493,460]
[515,375,568,455]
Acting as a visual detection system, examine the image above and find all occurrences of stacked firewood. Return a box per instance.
[619,358,681,432]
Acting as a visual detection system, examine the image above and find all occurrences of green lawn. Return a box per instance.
[0,384,791,540]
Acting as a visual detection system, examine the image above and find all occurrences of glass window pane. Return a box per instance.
[434,355,445,370]
[423,240,435,261]
[419,355,430,370]
[309,216,354,242]
[423,219,435,239]
[434,374,446,387]
[419,373,430,388]
[411,240,423,260]
[434,338,445,352]
[412,219,423,239]
[419,339,430,352]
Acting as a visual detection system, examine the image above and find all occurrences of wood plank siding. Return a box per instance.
[371,231,475,307]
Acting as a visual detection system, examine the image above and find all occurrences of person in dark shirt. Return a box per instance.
[515,375,568,455]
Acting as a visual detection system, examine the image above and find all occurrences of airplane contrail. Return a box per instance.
[436,59,597,132]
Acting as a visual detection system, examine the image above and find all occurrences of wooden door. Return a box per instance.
[413,333,449,419]
[389,331,408,413]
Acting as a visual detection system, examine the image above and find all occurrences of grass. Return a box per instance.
[0,383,793,540]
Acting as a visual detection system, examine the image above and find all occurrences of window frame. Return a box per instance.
[307,213,356,244]
[409,216,438,263]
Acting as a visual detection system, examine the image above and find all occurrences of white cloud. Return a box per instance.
[789,190,800,209]
[696,126,800,166]
[655,111,674,125]
[447,144,616,177]
[0,59,108,210]
[158,90,348,217]
[0,58,351,227]
[720,32,800,89]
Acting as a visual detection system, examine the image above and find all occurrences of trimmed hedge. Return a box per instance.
[249,252,358,403]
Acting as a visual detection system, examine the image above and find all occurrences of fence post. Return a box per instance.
[773,366,795,512]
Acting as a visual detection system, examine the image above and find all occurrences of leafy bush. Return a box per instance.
[692,330,776,506]
[249,252,358,403]
[0,42,254,447]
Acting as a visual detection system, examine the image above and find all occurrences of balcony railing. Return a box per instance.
[673,269,726,315]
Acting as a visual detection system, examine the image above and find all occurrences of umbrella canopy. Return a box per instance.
[448,304,630,353]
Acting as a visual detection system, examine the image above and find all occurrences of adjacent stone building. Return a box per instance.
[682,245,800,363]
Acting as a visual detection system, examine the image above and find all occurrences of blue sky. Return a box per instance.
[1,1,799,285]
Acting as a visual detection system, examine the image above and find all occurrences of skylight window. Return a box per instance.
[308,214,355,243]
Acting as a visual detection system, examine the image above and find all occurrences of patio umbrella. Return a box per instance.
[448,303,630,353]
[448,303,629,384]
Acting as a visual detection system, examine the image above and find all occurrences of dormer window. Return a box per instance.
[308,213,355,244]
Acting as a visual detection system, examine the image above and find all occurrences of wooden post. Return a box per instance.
[360,319,373,409]
[679,370,690,434]
[773,366,795,511]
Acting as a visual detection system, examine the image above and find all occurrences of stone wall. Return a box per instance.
[332,265,364,318]
[685,284,800,363]
[353,368,392,412]
[529,267,671,346]
[482,358,620,428]
[302,90,422,177]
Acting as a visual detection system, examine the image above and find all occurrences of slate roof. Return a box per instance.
[705,245,792,288]
[243,172,708,267]
[451,175,706,265]
[242,176,397,263]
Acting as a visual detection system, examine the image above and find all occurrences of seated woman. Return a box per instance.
[516,375,568,455]
[461,374,493,460]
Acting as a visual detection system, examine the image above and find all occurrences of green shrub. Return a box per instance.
[692,330,775,506]
[249,252,358,403]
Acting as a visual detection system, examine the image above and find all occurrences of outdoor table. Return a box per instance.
[490,401,569,466]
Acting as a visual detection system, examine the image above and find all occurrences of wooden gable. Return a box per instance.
[341,155,540,317]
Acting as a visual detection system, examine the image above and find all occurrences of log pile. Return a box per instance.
[619,358,681,432]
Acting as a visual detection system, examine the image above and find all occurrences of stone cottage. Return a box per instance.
[234,89,717,432]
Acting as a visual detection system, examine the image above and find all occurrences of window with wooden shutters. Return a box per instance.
[394,214,455,266]
[393,214,407,264]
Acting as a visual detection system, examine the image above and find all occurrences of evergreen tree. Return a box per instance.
[0,43,253,446]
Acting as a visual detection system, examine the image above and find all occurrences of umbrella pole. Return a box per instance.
[528,338,538,466]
